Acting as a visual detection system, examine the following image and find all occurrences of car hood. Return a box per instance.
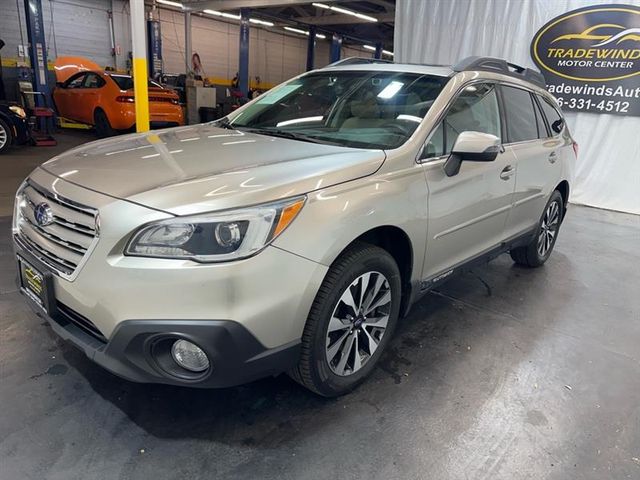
[40,124,386,215]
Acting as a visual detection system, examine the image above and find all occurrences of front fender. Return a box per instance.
[272,162,429,285]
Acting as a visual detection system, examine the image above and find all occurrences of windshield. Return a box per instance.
[108,74,162,91]
[227,71,450,149]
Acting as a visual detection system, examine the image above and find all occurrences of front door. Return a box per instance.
[420,82,516,280]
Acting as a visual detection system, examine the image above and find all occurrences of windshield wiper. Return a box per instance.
[241,127,341,146]
[213,117,235,130]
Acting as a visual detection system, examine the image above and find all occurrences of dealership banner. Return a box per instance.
[531,4,640,117]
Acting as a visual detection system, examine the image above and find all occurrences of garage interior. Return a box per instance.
[1,1,639,479]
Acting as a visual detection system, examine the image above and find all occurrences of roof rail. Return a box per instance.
[327,57,395,67]
[452,56,546,89]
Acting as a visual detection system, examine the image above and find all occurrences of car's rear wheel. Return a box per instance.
[94,108,116,138]
[290,243,401,397]
[510,190,564,267]
[0,119,12,154]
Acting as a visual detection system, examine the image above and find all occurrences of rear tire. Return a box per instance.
[290,242,402,397]
[94,109,116,138]
[510,190,564,267]
[0,119,12,154]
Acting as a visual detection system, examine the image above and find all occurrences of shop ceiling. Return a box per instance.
[169,0,395,48]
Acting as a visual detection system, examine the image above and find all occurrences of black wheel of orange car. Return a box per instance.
[290,242,401,397]
[94,108,116,138]
[0,119,12,154]
[510,190,564,268]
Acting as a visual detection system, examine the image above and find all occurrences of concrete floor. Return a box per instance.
[1,132,639,480]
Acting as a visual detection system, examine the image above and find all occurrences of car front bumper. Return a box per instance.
[13,170,328,387]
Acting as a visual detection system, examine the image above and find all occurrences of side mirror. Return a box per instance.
[444,131,502,177]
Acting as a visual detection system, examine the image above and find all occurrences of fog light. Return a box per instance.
[171,340,210,372]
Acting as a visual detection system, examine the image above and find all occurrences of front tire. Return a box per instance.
[290,243,401,397]
[510,190,564,267]
[0,119,13,154]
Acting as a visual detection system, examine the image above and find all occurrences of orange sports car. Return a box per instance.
[53,56,184,137]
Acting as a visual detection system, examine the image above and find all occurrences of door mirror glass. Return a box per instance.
[444,131,501,176]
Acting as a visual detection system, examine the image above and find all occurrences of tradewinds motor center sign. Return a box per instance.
[531,4,640,116]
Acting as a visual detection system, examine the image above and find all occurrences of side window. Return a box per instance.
[501,85,539,143]
[537,95,564,135]
[421,83,500,160]
[65,73,86,89]
[533,96,548,138]
[83,73,104,89]
[423,122,444,158]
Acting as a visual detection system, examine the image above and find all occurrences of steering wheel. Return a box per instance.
[380,122,412,135]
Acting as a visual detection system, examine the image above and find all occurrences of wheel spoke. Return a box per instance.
[364,290,391,316]
[327,330,350,363]
[362,327,380,356]
[358,272,372,312]
[364,314,389,329]
[352,334,361,372]
[361,274,385,313]
[340,287,359,316]
[328,316,350,333]
[335,333,356,375]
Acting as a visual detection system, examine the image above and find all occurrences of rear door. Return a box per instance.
[79,73,106,123]
[501,85,563,238]
[420,82,517,280]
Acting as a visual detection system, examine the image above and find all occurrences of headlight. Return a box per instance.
[9,105,27,118]
[125,196,305,262]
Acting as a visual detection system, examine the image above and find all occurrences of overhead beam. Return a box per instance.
[296,12,394,25]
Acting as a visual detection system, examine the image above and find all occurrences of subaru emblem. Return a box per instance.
[34,203,54,227]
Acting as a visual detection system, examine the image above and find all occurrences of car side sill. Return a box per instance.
[419,227,537,293]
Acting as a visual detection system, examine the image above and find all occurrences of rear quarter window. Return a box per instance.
[537,95,565,135]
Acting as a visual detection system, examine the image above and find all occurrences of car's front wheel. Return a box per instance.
[290,243,401,396]
[0,119,13,154]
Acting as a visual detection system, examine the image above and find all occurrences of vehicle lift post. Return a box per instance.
[23,0,56,146]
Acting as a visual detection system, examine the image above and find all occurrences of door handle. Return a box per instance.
[548,152,558,164]
[500,165,515,181]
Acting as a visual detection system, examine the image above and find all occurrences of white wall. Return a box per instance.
[395,0,640,215]
[0,1,373,86]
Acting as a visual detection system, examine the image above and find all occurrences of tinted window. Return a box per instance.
[501,86,538,142]
[65,73,86,89]
[83,73,105,88]
[537,95,564,135]
[108,75,163,91]
[533,98,548,138]
[422,83,501,159]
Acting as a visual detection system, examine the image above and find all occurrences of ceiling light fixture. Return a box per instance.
[204,10,273,25]
[284,26,326,39]
[157,0,183,8]
[250,18,274,26]
[363,45,394,57]
[312,2,378,23]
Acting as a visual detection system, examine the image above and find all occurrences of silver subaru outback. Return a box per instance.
[13,57,575,396]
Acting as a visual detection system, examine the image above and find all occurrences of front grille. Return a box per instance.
[55,301,107,343]
[15,182,98,277]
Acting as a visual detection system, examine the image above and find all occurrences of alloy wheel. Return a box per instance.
[537,200,560,257]
[325,271,392,376]
[0,125,7,150]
